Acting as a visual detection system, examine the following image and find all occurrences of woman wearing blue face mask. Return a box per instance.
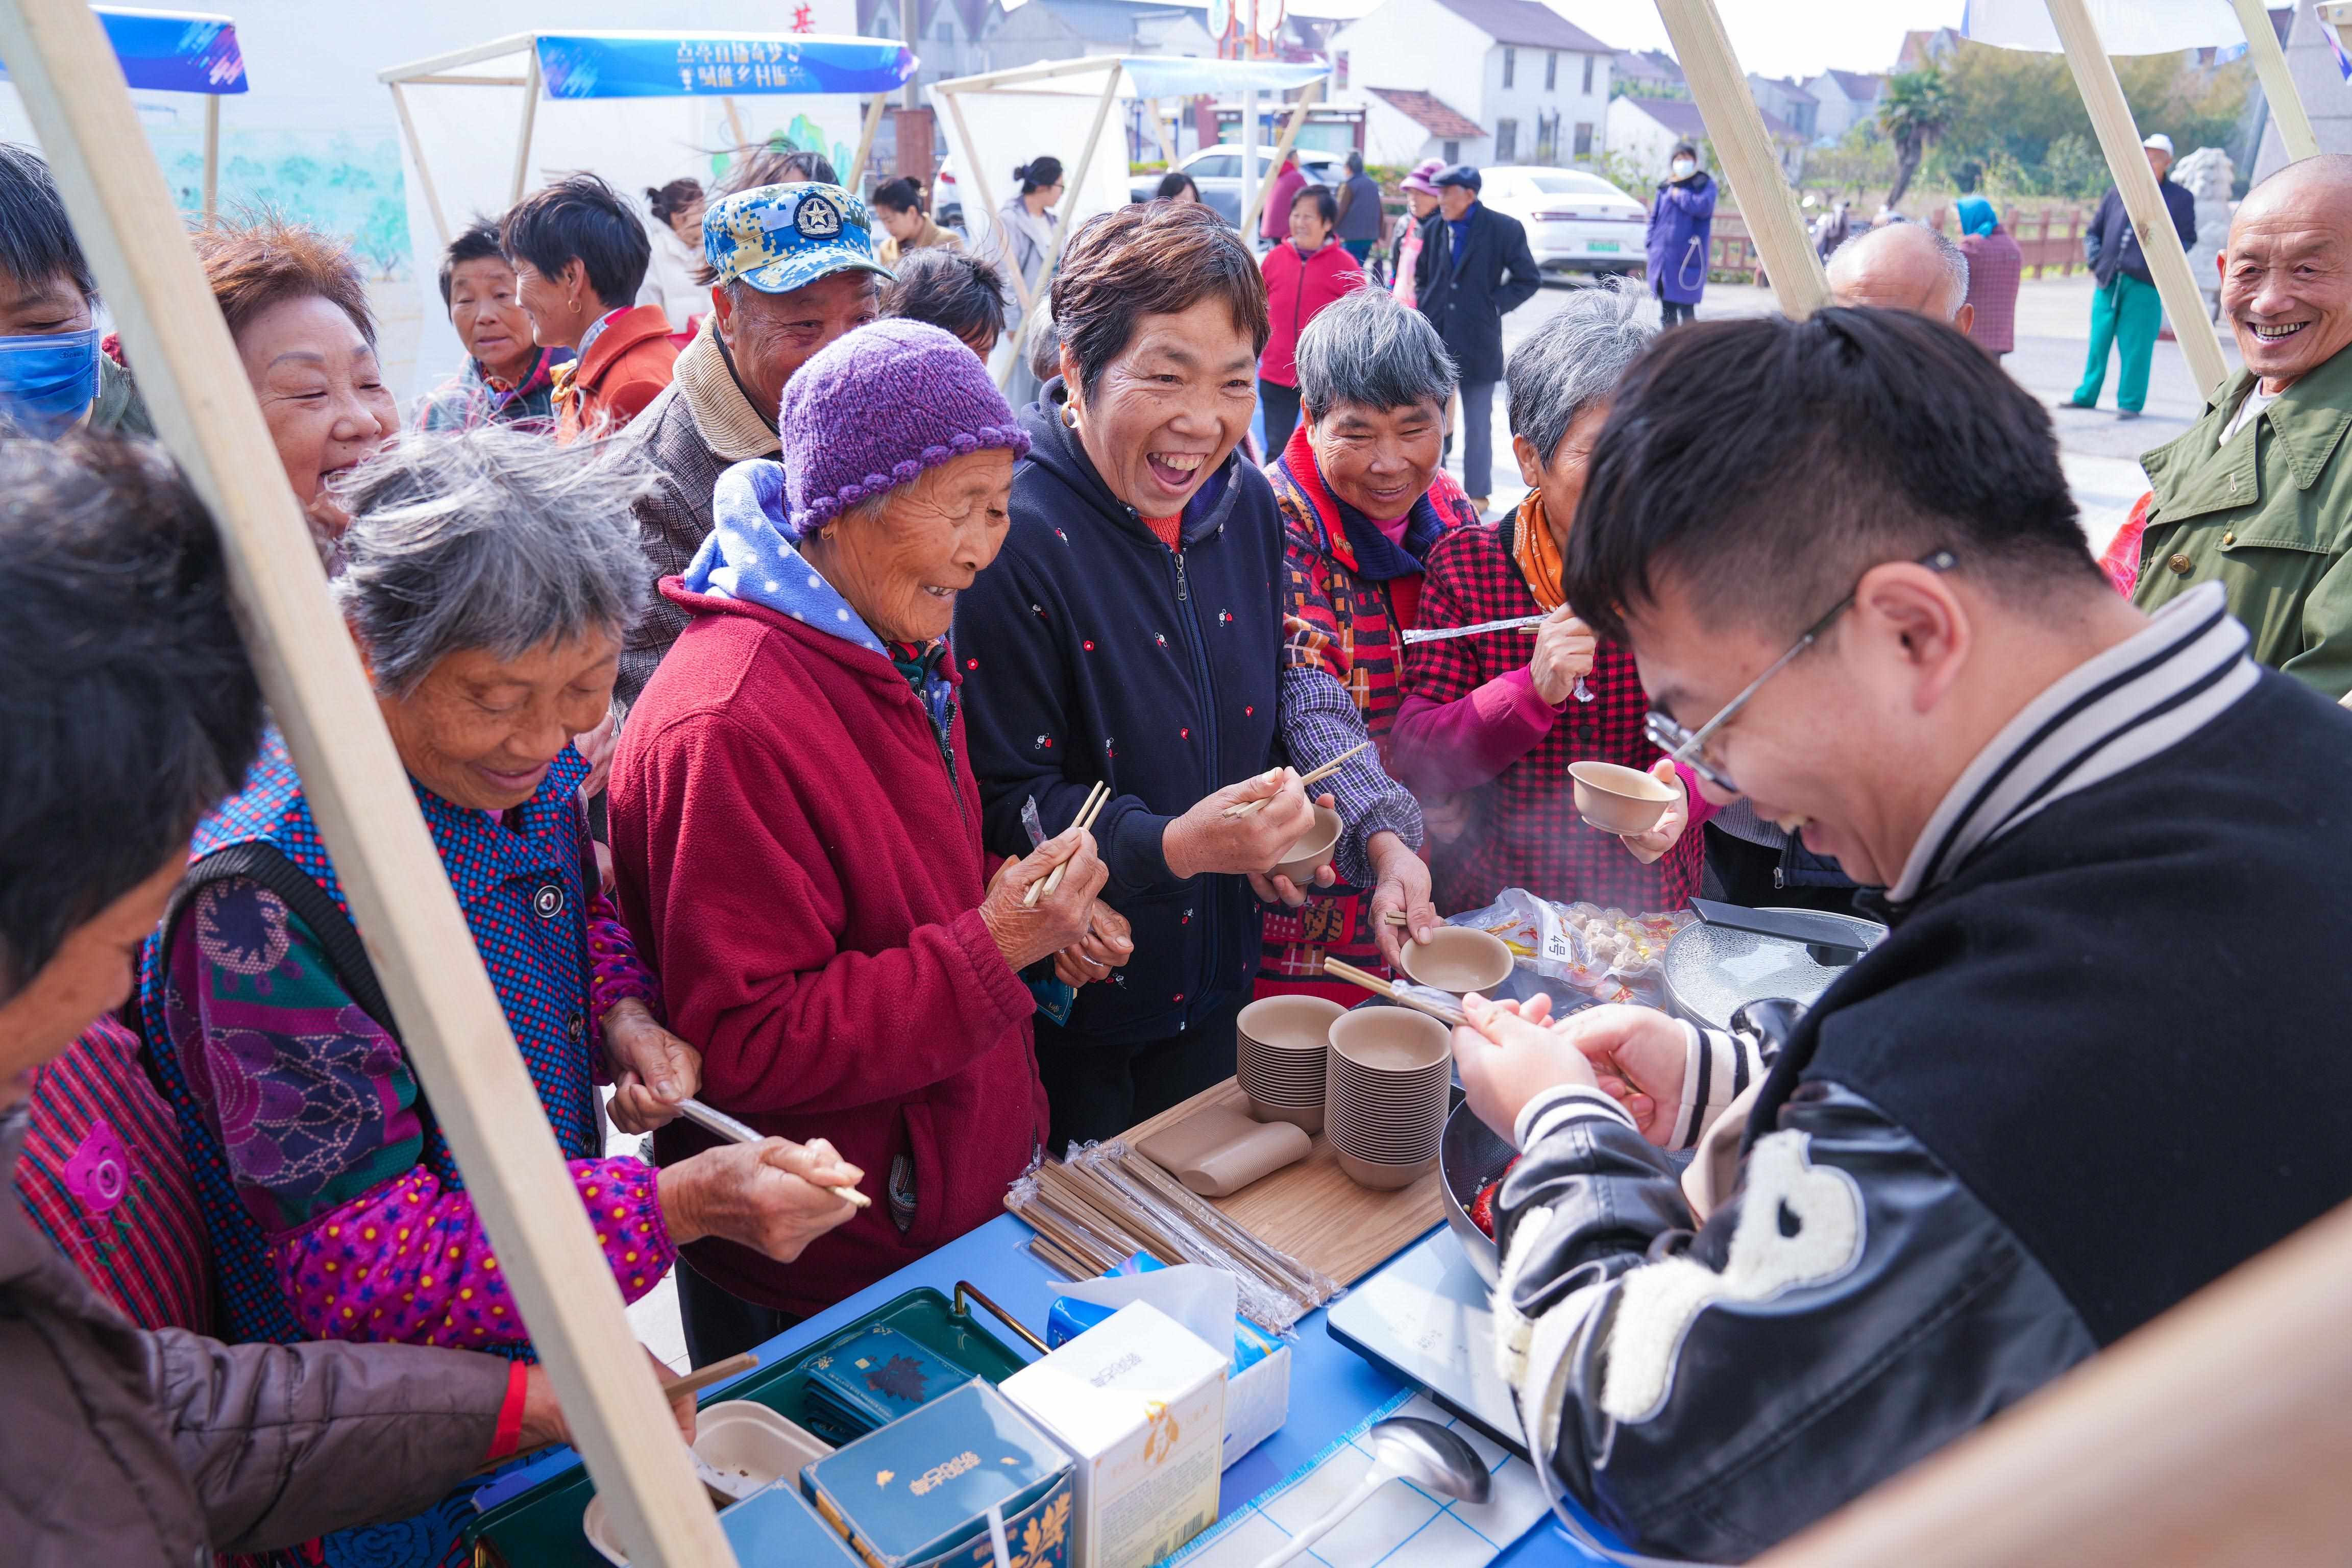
[0,143,151,438]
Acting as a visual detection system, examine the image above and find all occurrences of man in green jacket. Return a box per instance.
[2134,155,2352,696]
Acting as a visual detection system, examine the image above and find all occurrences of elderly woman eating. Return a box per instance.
[611,320,1122,1364]
[1392,284,1708,915]
[1260,289,1475,999]
[144,429,858,1566]
[958,202,1329,1149]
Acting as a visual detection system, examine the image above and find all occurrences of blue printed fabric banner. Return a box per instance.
[0,7,247,94]
[534,32,916,99]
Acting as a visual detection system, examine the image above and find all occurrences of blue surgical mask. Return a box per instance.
[0,328,101,438]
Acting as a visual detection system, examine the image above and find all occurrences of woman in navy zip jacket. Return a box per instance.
[958,203,1328,1148]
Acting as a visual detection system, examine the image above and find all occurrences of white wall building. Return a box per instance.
[1804,68,1885,144]
[1606,93,1806,185]
[1330,0,1612,168]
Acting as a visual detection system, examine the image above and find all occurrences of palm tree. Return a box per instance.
[1878,67,1952,210]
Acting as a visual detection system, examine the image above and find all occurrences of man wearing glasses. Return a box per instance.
[1451,307,2352,1561]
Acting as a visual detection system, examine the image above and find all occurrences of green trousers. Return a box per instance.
[2073,271,2163,413]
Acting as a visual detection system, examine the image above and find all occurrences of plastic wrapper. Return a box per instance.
[1448,888,1694,1008]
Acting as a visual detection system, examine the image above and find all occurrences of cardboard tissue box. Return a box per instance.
[1000,1300,1226,1568]
[1045,1259,1291,1472]
[801,1381,1074,1568]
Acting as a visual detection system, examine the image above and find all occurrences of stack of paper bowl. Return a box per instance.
[1237,995,1344,1132]
[1325,1008,1453,1190]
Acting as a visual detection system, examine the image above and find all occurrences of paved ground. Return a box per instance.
[1450,273,2240,562]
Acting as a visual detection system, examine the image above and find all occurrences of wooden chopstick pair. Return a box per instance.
[1221,739,1374,818]
[659,1350,758,1403]
[1023,780,1110,907]
[1321,957,1467,1027]
[676,1097,871,1209]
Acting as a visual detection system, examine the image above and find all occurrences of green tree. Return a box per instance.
[1879,67,1953,209]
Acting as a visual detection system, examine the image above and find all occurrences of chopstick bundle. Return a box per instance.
[1222,739,1374,819]
[1023,781,1109,908]
[1402,613,1547,645]
[1321,957,1467,1027]
[1027,1237,1092,1280]
[677,1098,871,1208]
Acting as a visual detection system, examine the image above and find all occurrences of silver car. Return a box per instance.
[1130,143,1346,231]
[1478,166,1648,279]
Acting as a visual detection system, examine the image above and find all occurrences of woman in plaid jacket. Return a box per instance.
[1392,287,1709,916]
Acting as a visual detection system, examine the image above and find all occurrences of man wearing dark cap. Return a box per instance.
[618,181,889,706]
[1411,162,1539,511]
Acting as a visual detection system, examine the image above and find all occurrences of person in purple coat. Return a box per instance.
[1645,142,1716,327]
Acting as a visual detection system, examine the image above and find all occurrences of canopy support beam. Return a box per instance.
[2234,0,2317,162]
[201,91,217,222]
[1652,0,1828,316]
[937,84,1029,316]
[388,81,451,248]
[1003,64,1122,388]
[508,47,541,205]
[0,3,733,1565]
[852,89,888,192]
[1238,80,1319,240]
[2043,0,2232,397]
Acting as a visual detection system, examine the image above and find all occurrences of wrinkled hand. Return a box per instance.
[1054,900,1134,989]
[1163,768,1317,882]
[1529,606,1598,707]
[1367,831,1438,971]
[1421,792,1473,845]
[509,1346,694,1460]
[1244,791,1341,907]
[980,825,1109,972]
[1619,760,1689,866]
[659,1136,865,1261]
[573,709,620,801]
[601,997,700,1135]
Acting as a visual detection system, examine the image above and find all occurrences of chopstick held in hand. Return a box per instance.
[1024,781,1109,907]
[1223,739,1373,818]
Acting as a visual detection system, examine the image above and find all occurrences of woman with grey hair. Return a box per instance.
[1391,281,1711,917]
[1259,287,1480,996]
[144,429,863,1562]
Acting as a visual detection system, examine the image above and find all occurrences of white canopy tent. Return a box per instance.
[378,30,915,397]
[932,54,1328,385]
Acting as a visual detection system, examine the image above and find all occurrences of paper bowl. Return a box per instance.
[1243,1094,1324,1134]
[694,1401,831,1501]
[1328,1007,1452,1073]
[1570,761,1675,835]
[1397,926,1515,994]
[1274,804,1344,885]
[1335,1148,1438,1190]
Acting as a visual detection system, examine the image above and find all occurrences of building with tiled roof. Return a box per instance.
[1331,0,1616,167]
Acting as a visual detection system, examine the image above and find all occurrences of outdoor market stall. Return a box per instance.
[377,29,915,396]
[0,4,245,218]
[930,53,1328,387]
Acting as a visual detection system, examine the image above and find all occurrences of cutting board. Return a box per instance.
[1115,1079,1443,1285]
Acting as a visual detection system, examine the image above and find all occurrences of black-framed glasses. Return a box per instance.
[1647,549,1957,796]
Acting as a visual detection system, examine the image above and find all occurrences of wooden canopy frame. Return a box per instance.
[0,2,736,1562]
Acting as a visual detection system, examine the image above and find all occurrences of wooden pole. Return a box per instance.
[509,46,542,205]
[938,86,1030,313]
[1238,79,1319,239]
[2043,0,2232,397]
[1757,1195,2352,1567]
[201,91,217,222]
[723,94,749,152]
[387,83,451,249]
[0,5,734,1564]
[1651,0,1828,317]
[852,89,889,193]
[1149,95,1178,170]
[1005,63,1123,385]
[2234,0,2317,163]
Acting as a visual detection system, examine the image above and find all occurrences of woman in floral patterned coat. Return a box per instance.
[141,429,861,1568]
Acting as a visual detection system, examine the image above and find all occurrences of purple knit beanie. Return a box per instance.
[779,318,1031,533]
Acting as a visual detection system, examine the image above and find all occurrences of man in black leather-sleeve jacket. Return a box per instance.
[1450,306,2352,1563]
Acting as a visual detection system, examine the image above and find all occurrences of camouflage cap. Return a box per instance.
[703,181,894,295]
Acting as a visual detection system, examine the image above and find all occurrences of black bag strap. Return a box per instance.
[159,841,401,1043]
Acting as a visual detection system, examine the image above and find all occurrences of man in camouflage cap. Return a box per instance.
[618,182,894,706]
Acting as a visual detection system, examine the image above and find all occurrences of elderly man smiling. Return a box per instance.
[1448,305,2352,1561]
[1824,219,1973,334]
[2132,155,2352,697]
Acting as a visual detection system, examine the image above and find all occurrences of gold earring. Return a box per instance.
[1061,400,1082,432]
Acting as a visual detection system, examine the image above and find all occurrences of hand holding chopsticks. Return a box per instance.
[1408,606,1598,704]
[1222,740,1374,817]
[1023,780,1110,907]
[677,1098,871,1209]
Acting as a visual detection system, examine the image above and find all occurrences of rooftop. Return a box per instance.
[1816,67,1885,99]
[1365,85,1487,139]
[1619,93,1801,145]
[1428,0,1611,53]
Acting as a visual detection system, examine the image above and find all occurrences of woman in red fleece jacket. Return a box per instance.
[610,322,1124,1364]
[1258,183,1366,457]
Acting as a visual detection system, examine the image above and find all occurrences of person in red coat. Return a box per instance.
[609,321,1128,1363]
[1258,184,1366,458]
[502,173,679,442]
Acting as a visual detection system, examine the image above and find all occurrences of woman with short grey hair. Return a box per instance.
[1392,280,1713,920]
[1259,287,1481,996]
[146,429,862,1563]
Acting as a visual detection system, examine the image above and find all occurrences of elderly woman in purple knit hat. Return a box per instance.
[609,320,1133,1361]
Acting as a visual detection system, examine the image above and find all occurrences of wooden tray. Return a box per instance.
[1112,1079,1443,1286]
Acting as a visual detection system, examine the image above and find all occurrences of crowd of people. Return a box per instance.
[5,106,2352,1566]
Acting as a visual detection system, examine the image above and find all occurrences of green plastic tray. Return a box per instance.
[467,1286,1032,1567]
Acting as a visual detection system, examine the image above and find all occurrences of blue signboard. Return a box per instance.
[0,6,247,94]
[533,33,916,100]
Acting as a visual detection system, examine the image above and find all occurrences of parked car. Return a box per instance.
[934,155,965,237]
[1477,166,1649,280]
[1130,143,1345,231]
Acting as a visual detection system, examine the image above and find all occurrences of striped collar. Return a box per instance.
[1886,582,2256,906]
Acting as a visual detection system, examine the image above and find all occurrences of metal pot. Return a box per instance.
[1438,1100,1514,1286]
[1661,906,1888,1032]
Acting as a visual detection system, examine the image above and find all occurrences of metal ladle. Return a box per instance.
[1252,1417,1491,1568]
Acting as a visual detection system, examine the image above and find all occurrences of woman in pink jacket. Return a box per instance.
[1259,184,1367,456]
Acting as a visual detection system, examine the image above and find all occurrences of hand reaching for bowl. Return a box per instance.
[657,1135,866,1261]
[1618,760,1689,866]
[1367,830,1439,969]
[1528,606,1597,707]
[980,824,1109,971]
[1161,770,1331,905]
[1245,791,1343,908]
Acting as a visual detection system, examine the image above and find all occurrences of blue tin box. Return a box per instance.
[802,1382,1075,1568]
